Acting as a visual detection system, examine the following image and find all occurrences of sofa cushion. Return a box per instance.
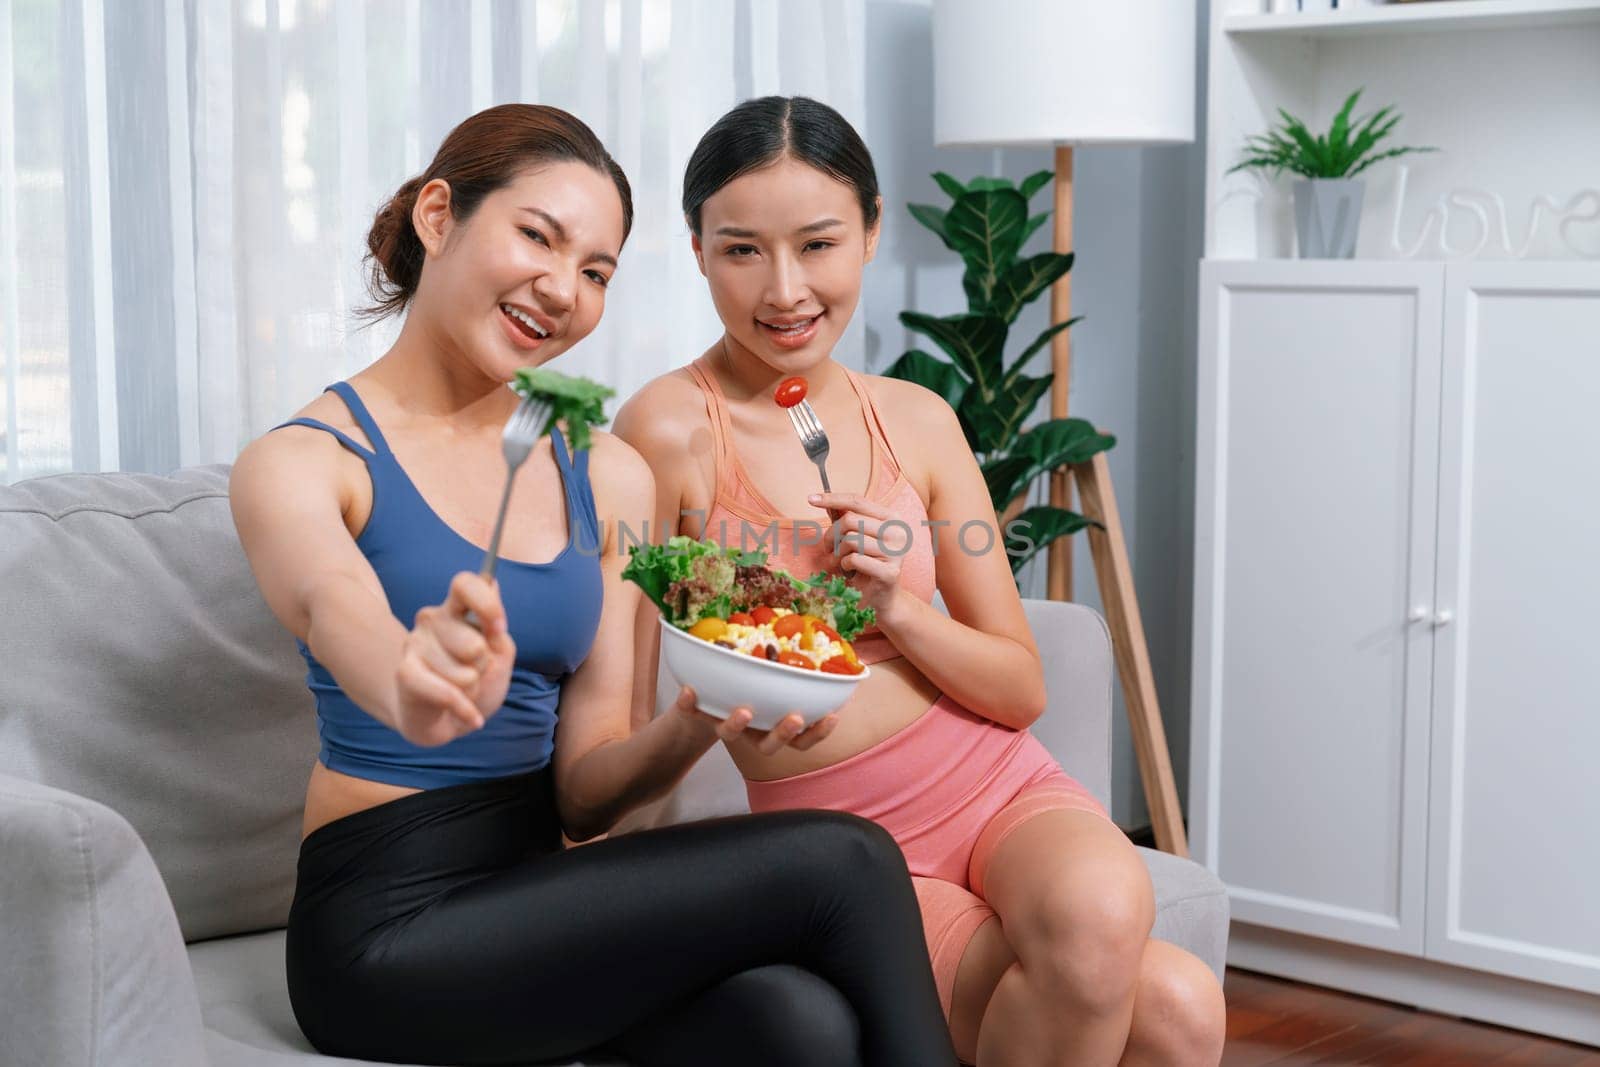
[189,931,625,1067]
[1141,845,1231,981]
[191,932,419,1066]
[0,466,315,942]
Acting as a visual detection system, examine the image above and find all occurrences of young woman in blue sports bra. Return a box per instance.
[229,104,956,1067]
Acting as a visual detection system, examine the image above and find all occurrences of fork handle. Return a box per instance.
[466,469,519,630]
[815,463,844,524]
[480,472,519,584]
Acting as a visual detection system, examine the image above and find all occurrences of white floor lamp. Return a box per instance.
[932,0,1197,855]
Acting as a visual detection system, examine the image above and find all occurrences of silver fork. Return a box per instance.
[785,398,841,522]
[466,395,553,628]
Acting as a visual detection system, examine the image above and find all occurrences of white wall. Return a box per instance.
[861,0,1211,831]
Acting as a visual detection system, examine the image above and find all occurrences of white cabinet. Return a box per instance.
[1426,264,1600,996]
[1192,260,1441,954]
[1192,259,1600,1045]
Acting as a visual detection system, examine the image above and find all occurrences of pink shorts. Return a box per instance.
[745,694,1109,1018]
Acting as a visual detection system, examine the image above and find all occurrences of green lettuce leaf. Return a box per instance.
[623,537,876,640]
[794,571,877,641]
[511,367,616,452]
[620,536,716,624]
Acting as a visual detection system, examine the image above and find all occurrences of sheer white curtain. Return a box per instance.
[0,0,866,481]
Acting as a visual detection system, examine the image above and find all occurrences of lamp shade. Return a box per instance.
[933,0,1196,148]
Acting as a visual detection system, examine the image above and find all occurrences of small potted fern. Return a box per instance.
[1230,88,1435,258]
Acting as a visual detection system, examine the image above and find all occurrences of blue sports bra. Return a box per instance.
[272,381,604,789]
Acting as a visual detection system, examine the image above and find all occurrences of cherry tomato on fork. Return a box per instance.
[773,377,808,409]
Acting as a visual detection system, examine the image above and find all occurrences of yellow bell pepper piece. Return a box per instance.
[689,617,729,641]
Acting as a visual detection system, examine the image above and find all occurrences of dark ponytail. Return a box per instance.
[364,176,429,318]
[681,96,879,236]
[363,103,633,321]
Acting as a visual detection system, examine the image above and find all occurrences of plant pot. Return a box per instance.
[1292,178,1365,258]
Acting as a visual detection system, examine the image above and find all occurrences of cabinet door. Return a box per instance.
[1193,261,1442,955]
[1427,263,1600,994]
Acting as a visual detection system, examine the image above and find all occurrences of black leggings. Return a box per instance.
[285,768,956,1066]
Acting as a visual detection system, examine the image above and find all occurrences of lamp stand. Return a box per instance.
[1046,145,1189,857]
[1047,147,1075,602]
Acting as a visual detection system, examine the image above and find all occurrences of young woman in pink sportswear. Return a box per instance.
[614,96,1226,1067]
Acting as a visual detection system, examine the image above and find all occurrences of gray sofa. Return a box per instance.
[0,465,1228,1067]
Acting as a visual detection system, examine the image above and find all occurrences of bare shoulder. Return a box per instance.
[584,428,653,484]
[582,429,655,511]
[229,389,378,535]
[230,406,348,502]
[861,372,961,436]
[235,389,366,474]
[856,372,970,509]
[611,367,708,457]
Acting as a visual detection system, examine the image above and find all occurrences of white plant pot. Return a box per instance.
[1293,178,1365,258]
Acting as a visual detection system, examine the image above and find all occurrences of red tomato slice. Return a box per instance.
[820,655,863,676]
[812,622,841,643]
[728,612,754,626]
[773,376,808,409]
[777,651,816,670]
[772,614,809,639]
[750,605,776,625]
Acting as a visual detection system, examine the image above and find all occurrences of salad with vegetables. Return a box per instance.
[510,367,616,451]
[622,536,873,676]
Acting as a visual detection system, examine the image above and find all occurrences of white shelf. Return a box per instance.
[1225,0,1600,37]
[1206,0,1600,259]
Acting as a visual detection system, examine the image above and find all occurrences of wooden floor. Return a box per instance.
[1223,968,1600,1065]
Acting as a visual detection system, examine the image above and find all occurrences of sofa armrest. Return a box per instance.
[1020,599,1115,811]
[0,772,208,1067]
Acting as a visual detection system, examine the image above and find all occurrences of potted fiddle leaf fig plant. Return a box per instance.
[886,170,1113,584]
[1229,88,1436,258]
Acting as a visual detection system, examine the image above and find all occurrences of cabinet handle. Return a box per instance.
[1432,610,1455,627]
[1408,605,1429,623]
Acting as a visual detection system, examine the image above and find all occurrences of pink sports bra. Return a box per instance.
[684,355,936,665]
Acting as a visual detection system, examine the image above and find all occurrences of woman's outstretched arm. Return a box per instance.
[230,427,502,745]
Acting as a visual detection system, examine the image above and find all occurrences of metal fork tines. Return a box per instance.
[785,398,833,496]
[480,396,553,584]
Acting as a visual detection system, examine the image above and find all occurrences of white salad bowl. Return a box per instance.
[657,617,871,731]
